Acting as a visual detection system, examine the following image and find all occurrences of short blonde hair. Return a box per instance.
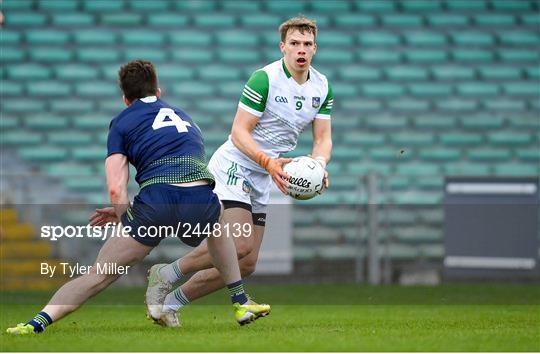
[279,16,317,43]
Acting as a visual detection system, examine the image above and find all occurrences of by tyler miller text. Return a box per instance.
[41,262,130,278]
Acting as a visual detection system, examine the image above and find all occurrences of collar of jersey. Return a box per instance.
[140,96,157,103]
[281,59,310,82]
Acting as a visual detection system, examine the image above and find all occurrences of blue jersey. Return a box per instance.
[107,96,214,188]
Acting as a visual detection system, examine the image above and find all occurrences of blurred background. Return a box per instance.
[1,0,539,291]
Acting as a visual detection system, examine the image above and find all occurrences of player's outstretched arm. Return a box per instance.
[105,154,130,220]
[231,107,291,194]
[311,118,332,188]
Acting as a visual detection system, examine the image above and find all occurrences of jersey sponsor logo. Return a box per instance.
[294,95,305,101]
[274,95,288,103]
[312,97,320,108]
[242,180,253,193]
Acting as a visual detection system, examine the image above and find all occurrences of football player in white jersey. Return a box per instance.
[145,16,333,324]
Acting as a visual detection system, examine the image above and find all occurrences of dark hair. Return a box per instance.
[279,16,317,43]
[118,60,158,102]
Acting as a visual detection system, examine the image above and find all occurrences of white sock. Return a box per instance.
[163,287,190,312]
[158,260,184,283]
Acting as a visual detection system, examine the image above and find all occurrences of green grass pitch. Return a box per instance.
[1,284,539,352]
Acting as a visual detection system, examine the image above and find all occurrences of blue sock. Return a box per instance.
[26,311,53,333]
[227,280,248,305]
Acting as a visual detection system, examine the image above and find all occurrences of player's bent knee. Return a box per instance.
[235,238,255,259]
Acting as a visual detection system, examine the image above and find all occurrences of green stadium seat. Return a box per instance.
[27,81,70,96]
[26,30,70,45]
[440,133,482,145]
[98,100,124,114]
[394,227,442,243]
[173,0,216,11]
[45,164,95,178]
[52,13,95,26]
[18,147,68,162]
[312,0,350,12]
[30,48,73,63]
[484,99,526,111]
[155,65,193,81]
[391,132,434,146]
[1,30,21,45]
[2,100,46,113]
[326,162,344,176]
[73,115,111,130]
[2,132,43,146]
[468,149,511,161]
[0,46,26,63]
[446,0,486,11]
[327,83,355,99]
[393,191,441,204]
[240,14,281,28]
[77,48,120,62]
[405,49,448,63]
[414,116,457,129]
[479,66,522,79]
[124,48,167,62]
[488,132,531,145]
[332,147,363,161]
[55,65,98,81]
[444,163,491,176]
[366,116,408,130]
[195,99,236,115]
[83,0,124,11]
[193,14,236,28]
[503,83,540,96]
[386,66,428,80]
[419,149,461,161]
[314,51,354,65]
[293,247,316,261]
[334,15,375,27]
[403,31,446,46]
[491,0,532,11]
[217,50,260,64]
[355,0,396,12]
[7,64,51,80]
[51,100,94,113]
[24,114,68,130]
[128,0,170,11]
[436,99,478,112]
[401,0,442,11]
[383,244,419,260]
[221,0,260,12]
[217,81,244,98]
[76,82,118,97]
[48,132,93,146]
[65,177,104,192]
[295,227,341,243]
[317,31,354,47]
[5,13,47,27]
[216,31,258,47]
[358,32,400,46]
[494,164,539,177]
[386,209,417,225]
[319,209,359,227]
[341,99,383,112]
[431,66,475,80]
[409,83,452,97]
[101,13,143,26]
[147,14,188,27]
[0,81,23,96]
[73,30,116,45]
[0,116,19,130]
[198,65,241,81]
[382,14,423,27]
[347,162,392,176]
[171,82,214,97]
[396,163,440,177]
[516,149,540,162]
[265,0,306,12]
[369,147,412,161]
[499,31,540,45]
[171,49,213,62]
[461,116,504,129]
[292,13,330,28]
[169,31,212,46]
[388,99,430,112]
[121,31,166,45]
[1,0,32,10]
[526,66,540,79]
[73,147,106,161]
[343,132,385,147]
[498,49,539,62]
[361,83,405,97]
[452,49,494,62]
[457,83,499,96]
[509,117,540,129]
[338,66,381,81]
[521,14,540,27]
[387,177,411,190]
[451,32,494,46]
[427,14,469,27]
[420,245,444,259]
[358,49,401,63]
[474,14,516,26]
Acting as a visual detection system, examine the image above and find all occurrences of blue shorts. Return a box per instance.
[121,184,221,248]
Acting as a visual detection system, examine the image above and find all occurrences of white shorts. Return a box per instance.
[208,150,271,214]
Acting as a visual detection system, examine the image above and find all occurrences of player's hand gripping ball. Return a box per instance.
[282,156,326,200]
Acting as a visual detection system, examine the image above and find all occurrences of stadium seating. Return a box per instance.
[1,0,539,269]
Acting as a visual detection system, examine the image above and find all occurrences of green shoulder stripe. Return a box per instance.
[239,70,268,114]
[318,80,333,116]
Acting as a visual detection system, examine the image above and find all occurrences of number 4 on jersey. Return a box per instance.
[152,108,191,133]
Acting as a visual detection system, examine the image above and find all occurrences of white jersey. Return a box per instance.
[218,59,333,173]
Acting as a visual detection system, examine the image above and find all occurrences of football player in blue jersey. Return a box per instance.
[7,60,269,335]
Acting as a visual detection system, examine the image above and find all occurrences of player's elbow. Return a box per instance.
[108,186,123,201]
